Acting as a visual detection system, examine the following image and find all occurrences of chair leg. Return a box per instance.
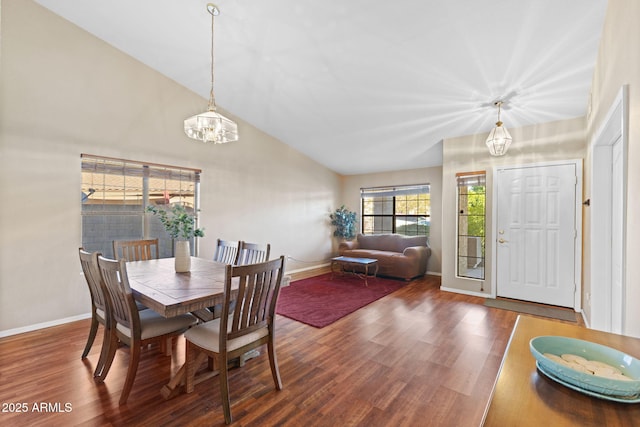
[96,331,119,382]
[267,337,283,390]
[82,315,99,359]
[93,326,111,378]
[165,337,173,356]
[160,337,172,356]
[119,344,141,405]
[185,341,198,394]
[219,353,233,425]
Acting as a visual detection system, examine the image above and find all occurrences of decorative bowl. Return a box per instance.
[529,336,640,397]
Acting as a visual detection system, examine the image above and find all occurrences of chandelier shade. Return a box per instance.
[485,101,511,156]
[184,3,238,144]
[184,110,238,144]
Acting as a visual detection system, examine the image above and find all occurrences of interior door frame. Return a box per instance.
[490,159,583,311]
[589,85,628,333]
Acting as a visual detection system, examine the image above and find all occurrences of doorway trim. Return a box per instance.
[589,85,628,333]
[490,159,583,311]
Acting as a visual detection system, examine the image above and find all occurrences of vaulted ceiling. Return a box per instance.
[35,0,607,175]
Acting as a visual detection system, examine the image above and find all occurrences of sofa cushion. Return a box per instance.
[357,233,427,253]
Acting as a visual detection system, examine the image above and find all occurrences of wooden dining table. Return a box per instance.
[126,256,233,317]
[482,315,640,426]
[126,256,236,398]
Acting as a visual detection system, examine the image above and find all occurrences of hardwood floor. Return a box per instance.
[0,275,577,426]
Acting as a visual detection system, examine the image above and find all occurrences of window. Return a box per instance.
[456,172,486,280]
[81,154,201,258]
[361,184,430,236]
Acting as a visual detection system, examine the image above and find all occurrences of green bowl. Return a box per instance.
[530,336,640,397]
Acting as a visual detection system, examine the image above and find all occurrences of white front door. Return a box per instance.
[496,164,577,307]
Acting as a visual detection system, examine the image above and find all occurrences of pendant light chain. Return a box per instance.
[208,7,216,111]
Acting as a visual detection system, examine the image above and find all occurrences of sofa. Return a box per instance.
[338,233,430,280]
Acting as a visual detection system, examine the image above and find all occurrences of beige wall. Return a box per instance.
[0,0,341,334]
[342,166,443,274]
[585,0,640,337]
[441,117,586,295]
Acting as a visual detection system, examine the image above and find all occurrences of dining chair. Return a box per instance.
[203,239,241,322]
[207,241,270,321]
[184,256,286,424]
[96,255,197,405]
[113,238,158,311]
[234,241,272,365]
[213,239,240,265]
[206,240,269,322]
[236,241,270,265]
[79,248,112,378]
[113,238,159,261]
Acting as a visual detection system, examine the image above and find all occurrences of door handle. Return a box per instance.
[498,238,508,243]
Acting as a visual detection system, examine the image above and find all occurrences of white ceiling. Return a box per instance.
[35,0,607,175]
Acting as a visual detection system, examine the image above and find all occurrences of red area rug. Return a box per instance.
[276,273,406,328]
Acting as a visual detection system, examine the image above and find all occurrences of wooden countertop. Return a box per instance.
[482,315,640,427]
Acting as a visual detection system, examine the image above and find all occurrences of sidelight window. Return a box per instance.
[456,172,486,280]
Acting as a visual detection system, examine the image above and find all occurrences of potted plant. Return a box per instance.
[330,205,358,240]
[147,203,204,272]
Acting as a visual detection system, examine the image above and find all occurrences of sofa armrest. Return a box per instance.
[338,240,359,254]
[403,245,431,277]
[402,245,429,259]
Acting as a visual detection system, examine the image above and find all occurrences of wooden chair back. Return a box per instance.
[79,248,112,369]
[113,238,159,261]
[221,256,285,346]
[79,248,109,316]
[213,239,240,265]
[96,256,141,342]
[237,241,271,266]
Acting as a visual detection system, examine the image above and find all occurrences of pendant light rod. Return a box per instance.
[495,100,503,125]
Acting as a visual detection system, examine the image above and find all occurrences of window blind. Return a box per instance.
[360,184,430,198]
[456,172,486,187]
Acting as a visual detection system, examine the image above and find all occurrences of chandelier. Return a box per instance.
[184,4,238,144]
[485,101,512,156]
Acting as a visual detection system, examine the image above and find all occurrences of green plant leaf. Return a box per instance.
[146,203,205,240]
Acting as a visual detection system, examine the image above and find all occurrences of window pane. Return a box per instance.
[456,173,486,280]
[81,156,200,258]
[360,185,430,236]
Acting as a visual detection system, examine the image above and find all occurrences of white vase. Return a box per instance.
[174,240,191,273]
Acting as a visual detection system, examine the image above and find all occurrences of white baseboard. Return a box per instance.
[440,286,489,298]
[0,312,92,338]
[426,270,442,276]
[286,262,330,275]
